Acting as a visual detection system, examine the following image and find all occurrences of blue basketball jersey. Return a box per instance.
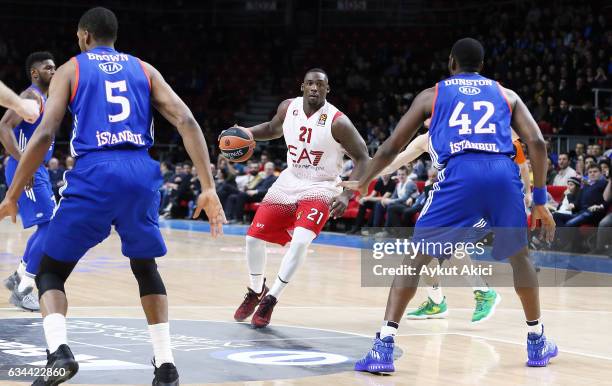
[428,73,514,170]
[68,46,153,158]
[11,85,53,163]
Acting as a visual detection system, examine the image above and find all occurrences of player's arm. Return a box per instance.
[329,114,370,217]
[0,89,39,161]
[0,61,71,221]
[379,133,429,176]
[143,61,226,235]
[343,88,434,194]
[504,86,555,240]
[0,80,40,123]
[246,99,292,141]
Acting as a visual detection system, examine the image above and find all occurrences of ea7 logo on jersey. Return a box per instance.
[458,86,481,95]
[99,62,123,74]
[317,114,327,126]
[288,145,324,166]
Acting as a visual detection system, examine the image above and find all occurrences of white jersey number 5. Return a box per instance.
[105,80,130,122]
[448,101,496,135]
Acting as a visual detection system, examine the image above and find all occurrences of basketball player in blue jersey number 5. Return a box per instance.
[342,38,558,373]
[0,52,56,313]
[0,7,225,386]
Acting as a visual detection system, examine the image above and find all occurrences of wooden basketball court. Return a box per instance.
[1,219,611,385]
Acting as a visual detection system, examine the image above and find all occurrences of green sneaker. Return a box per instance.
[406,297,448,319]
[471,289,501,323]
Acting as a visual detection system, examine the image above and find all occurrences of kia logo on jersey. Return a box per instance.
[458,86,481,95]
[99,62,124,74]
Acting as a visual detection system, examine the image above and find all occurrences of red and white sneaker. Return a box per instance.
[251,294,278,328]
[234,279,269,322]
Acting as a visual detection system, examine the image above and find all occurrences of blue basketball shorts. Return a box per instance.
[44,149,166,262]
[414,152,528,260]
[5,159,55,229]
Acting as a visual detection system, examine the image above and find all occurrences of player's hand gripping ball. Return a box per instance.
[218,126,255,163]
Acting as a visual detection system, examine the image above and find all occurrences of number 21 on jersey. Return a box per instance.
[448,101,496,135]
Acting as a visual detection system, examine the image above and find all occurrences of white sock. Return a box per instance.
[426,285,444,304]
[472,286,490,293]
[246,236,266,293]
[43,313,67,353]
[380,321,399,339]
[16,261,26,278]
[18,274,35,293]
[268,227,315,299]
[527,320,543,335]
[148,322,174,366]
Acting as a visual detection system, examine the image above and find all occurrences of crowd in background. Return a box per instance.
[1,1,612,256]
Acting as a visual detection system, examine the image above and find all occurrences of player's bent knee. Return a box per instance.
[35,255,77,297]
[130,258,167,297]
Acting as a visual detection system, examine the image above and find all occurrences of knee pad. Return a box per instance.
[36,255,77,297]
[130,259,166,297]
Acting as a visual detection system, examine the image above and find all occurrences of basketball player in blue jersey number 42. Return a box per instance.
[0,7,225,386]
[0,52,56,313]
[342,38,558,373]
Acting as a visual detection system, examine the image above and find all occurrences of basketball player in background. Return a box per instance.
[0,80,41,123]
[0,7,225,385]
[1,52,56,312]
[231,68,370,328]
[343,38,557,373]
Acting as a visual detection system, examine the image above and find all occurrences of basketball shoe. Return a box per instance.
[471,289,500,323]
[3,271,19,291]
[251,294,277,328]
[234,279,268,322]
[405,297,448,319]
[354,333,395,373]
[526,326,558,367]
[10,285,40,312]
[152,362,179,386]
[32,344,79,385]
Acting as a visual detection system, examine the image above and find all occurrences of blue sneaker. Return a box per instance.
[526,326,558,367]
[354,333,395,373]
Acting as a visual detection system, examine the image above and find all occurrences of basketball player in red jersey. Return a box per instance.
[231,68,370,328]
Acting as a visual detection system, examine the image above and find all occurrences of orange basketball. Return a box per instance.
[218,127,255,163]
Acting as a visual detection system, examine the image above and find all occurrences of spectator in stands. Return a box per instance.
[225,161,277,224]
[160,161,174,183]
[573,77,591,106]
[552,152,577,186]
[347,173,396,234]
[397,168,438,228]
[235,161,260,192]
[599,159,610,178]
[594,176,612,255]
[216,167,239,209]
[47,157,64,201]
[592,144,604,159]
[575,155,585,178]
[573,142,586,161]
[370,166,418,232]
[546,157,557,185]
[555,177,582,215]
[65,156,74,171]
[553,99,577,135]
[554,165,607,227]
[596,109,612,135]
